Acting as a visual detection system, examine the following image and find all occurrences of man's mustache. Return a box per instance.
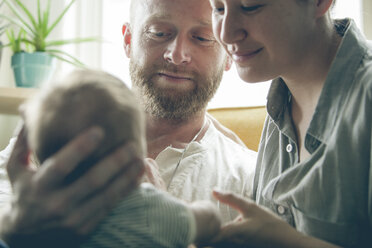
[152,63,198,80]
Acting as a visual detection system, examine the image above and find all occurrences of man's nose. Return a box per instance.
[163,36,192,65]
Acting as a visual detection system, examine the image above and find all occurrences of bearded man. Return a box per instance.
[123,0,257,223]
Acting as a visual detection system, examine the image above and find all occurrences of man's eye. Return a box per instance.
[154,32,166,37]
[241,4,263,12]
[194,36,214,42]
[147,30,171,40]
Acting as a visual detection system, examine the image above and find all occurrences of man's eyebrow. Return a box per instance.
[147,13,172,21]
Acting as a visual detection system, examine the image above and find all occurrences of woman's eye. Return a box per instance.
[213,7,225,14]
[241,4,263,12]
[210,0,224,14]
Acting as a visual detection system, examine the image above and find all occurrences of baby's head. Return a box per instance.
[24,69,146,179]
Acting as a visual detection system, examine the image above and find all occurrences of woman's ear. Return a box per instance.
[122,23,132,58]
[314,0,334,18]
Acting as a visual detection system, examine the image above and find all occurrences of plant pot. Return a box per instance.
[11,52,56,88]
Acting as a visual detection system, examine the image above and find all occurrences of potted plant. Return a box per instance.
[0,0,98,88]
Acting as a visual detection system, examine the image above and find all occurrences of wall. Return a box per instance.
[363,0,372,39]
[0,5,20,149]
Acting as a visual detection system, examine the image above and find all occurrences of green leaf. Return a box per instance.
[41,0,51,36]
[13,0,38,34]
[0,23,10,36]
[47,49,86,67]
[5,28,24,53]
[46,0,76,37]
[0,42,11,49]
[45,37,100,47]
[3,0,36,36]
[0,14,28,31]
[13,0,38,29]
[37,0,41,26]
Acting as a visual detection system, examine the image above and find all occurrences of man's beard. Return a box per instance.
[130,60,223,122]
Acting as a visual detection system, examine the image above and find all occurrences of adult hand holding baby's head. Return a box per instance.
[1,126,144,248]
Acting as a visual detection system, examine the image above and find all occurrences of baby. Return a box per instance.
[23,69,221,248]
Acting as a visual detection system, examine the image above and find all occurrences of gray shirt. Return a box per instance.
[253,19,372,247]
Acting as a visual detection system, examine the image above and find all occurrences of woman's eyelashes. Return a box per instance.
[211,3,265,15]
[241,4,264,13]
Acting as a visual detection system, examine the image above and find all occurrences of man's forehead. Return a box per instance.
[146,13,212,27]
[135,0,212,26]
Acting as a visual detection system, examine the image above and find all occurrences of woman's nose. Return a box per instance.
[219,11,248,45]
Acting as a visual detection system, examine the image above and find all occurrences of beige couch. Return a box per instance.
[208,106,267,152]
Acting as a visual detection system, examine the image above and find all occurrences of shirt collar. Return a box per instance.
[266,19,368,151]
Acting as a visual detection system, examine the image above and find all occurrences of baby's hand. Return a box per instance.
[189,201,222,245]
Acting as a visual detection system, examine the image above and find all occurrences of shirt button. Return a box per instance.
[277,205,286,215]
[286,144,293,153]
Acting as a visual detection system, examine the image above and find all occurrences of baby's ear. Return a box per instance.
[123,23,132,58]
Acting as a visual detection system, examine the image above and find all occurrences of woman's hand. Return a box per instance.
[209,191,340,248]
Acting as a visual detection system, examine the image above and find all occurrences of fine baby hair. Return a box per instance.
[24,69,145,180]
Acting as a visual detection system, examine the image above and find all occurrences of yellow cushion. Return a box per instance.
[208,106,267,152]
